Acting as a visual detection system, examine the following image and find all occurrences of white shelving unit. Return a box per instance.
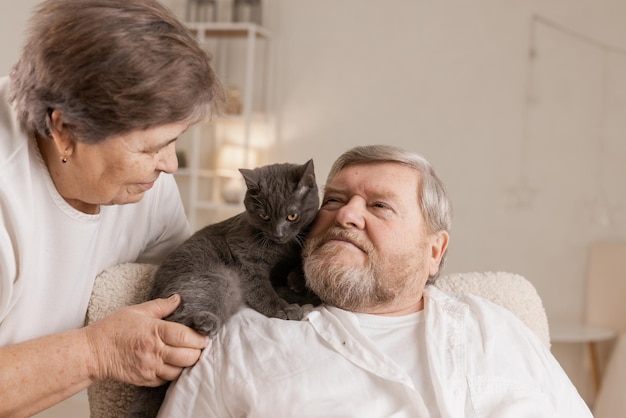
[175,22,273,230]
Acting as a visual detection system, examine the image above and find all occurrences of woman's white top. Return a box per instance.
[0,76,190,345]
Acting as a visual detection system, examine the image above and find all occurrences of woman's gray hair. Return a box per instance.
[9,0,224,144]
[326,144,452,280]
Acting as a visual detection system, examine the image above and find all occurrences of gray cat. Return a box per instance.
[128,159,320,418]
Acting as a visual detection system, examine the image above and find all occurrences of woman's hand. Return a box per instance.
[84,294,210,387]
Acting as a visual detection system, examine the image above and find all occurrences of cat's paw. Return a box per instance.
[283,303,304,320]
[190,311,223,337]
[274,310,288,320]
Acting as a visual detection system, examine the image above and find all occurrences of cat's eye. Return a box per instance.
[259,213,270,221]
[287,213,299,222]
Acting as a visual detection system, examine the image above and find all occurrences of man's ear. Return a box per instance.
[428,230,449,276]
[49,109,75,159]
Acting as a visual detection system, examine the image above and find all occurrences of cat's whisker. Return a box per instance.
[252,230,267,244]
[293,234,306,248]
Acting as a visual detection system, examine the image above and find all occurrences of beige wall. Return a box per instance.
[0,1,38,76]
[3,0,625,406]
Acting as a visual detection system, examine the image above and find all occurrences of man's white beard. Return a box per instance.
[303,228,395,311]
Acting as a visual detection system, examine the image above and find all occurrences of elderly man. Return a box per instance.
[157,145,592,417]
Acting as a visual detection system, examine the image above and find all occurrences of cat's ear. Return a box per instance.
[296,159,317,196]
[239,168,259,191]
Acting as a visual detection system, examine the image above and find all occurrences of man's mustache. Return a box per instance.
[306,227,374,255]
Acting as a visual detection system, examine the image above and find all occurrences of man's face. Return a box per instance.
[303,162,447,315]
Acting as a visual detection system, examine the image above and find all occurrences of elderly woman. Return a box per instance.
[0,0,223,415]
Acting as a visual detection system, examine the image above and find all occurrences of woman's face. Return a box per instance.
[54,120,189,213]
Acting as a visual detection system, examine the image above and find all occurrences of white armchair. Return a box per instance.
[85,264,550,418]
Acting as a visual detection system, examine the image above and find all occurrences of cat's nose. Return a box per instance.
[273,225,292,243]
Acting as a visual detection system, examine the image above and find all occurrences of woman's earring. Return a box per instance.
[62,155,68,164]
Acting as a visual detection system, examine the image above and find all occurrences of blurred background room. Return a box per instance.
[2,0,625,416]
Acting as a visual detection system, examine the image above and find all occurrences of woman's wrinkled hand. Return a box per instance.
[84,294,210,387]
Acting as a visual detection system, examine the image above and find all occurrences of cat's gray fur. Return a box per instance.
[128,159,320,418]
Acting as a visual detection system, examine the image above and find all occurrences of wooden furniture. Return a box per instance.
[186,0,217,22]
[550,321,616,394]
[552,241,626,399]
[174,22,273,230]
[593,332,626,418]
